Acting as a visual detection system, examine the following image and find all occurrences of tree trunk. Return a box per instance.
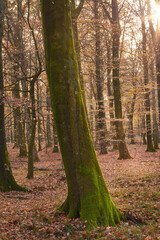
[106,39,118,149]
[40,0,124,229]
[33,145,39,162]
[37,80,42,151]
[128,93,136,144]
[0,0,25,191]
[12,81,27,157]
[52,118,59,153]
[27,80,36,179]
[46,87,52,148]
[147,0,160,138]
[93,0,107,154]
[71,0,86,109]
[155,19,160,126]
[140,1,155,152]
[11,0,27,156]
[142,114,147,145]
[150,59,159,149]
[112,0,131,159]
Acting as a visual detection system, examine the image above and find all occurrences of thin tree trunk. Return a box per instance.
[37,80,42,151]
[93,0,107,154]
[52,118,59,153]
[128,93,136,144]
[156,24,160,126]
[147,0,160,135]
[46,87,52,148]
[27,80,36,179]
[140,1,155,152]
[142,114,147,145]
[106,39,118,149]
[112,0,131,159]
[150,59,159,149]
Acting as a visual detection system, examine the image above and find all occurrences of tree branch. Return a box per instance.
[102,4,112,23]
[72,0,85,19]
[27,0,42,72]
[146,0,156,44]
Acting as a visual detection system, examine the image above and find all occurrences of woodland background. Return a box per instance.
[0,0,160,239]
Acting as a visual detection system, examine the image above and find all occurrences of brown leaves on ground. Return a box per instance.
[0,144,160,239]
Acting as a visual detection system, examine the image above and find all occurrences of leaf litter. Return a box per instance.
[0,144,159,239]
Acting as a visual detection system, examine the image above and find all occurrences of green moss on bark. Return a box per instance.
[0,148,26,192]
[41,0,124,229]
[0,1,26,192]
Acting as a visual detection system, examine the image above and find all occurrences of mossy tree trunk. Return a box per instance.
[40,0,124,229]
[0,0,25,191]
[70,0,89,127]
[71,0,85,103]
[111,0,131,159]
[139,0,155,152]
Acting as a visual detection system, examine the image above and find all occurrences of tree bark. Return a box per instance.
[52,118,59,153]
[147,0,160,135]
[93,0,108,154]
[40,0,124,229]
[27,79,37,179]
[111,0,131,159]
[150,59,159,149]
[128,93,136,145]
[46,87,52,148]
[37,80,42,151]
[71,0,86,104]
[142,114,147,145]
[140,1,155,152]
[156,22,160,126]
[0,0,25,191]
[106,38,118,149]
[9,0,27,156]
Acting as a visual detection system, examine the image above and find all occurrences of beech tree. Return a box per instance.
[103,0,131,159]
[0,0,25,191]
[139,0,155,152]
[4,0,27,157]
[40,0,124,229]
[93,0,108,154]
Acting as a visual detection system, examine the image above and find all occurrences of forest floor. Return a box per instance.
[0,144,160,240]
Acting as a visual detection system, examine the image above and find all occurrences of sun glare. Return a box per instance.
[152,0,160,21]
[154,4,160,21]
